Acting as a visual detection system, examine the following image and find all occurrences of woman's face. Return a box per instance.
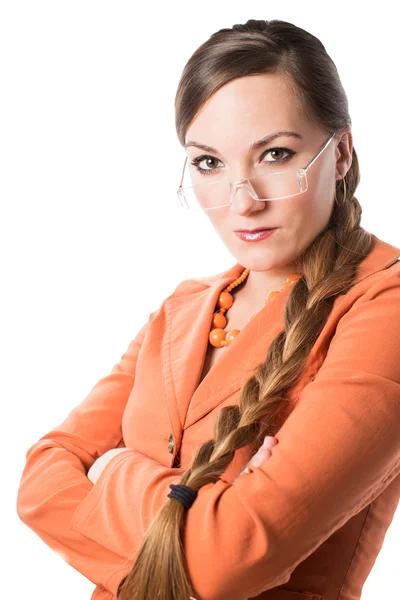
[184,73,352,277]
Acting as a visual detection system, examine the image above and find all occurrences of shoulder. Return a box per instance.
[324,232,400,321]
[348,257,400,308]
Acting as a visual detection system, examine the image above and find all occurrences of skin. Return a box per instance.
[233,435,278,482]
[184,72,353,307]
[87,448,131,484]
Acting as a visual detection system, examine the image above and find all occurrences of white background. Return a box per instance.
[2,1,399,598]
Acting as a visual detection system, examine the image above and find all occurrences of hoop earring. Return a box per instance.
[334,177,347,207]
[342,177,347,204]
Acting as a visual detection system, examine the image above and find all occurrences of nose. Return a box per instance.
[229,180,267,215]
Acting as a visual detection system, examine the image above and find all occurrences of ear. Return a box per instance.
[334,125,353,181]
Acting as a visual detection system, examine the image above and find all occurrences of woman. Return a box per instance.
[17,18,400,600]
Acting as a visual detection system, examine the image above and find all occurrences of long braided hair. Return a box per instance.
[117,18,373,600]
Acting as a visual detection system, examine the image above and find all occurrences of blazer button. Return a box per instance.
[168,433,174,454]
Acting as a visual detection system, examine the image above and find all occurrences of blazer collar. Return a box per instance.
[162,233,400,432]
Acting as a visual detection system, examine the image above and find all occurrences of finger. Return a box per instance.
[245,448,272,470]
[233,449,271,483]
[254,448,272,465]
[233,439,276,484]
[262,436,278,450]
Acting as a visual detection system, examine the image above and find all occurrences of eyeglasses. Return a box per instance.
[177,132,336,211]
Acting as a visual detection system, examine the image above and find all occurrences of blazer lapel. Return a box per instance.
[162,233,400,434]
[162,261,244,432]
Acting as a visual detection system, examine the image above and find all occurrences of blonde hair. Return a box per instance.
[118,18,373,600]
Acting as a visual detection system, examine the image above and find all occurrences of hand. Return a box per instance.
[87,448,132,485]
[233,435,278,483]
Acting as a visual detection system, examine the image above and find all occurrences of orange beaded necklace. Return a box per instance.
[209,268,301,348]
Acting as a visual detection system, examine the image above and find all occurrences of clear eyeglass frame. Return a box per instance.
[177,132,337,211]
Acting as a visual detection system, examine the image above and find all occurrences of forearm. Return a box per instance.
[17,439,134,596]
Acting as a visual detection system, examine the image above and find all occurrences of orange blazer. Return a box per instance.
[17,232,400,600]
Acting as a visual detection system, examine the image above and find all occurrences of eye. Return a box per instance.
[190,155,222,175]
[260,147,294,164]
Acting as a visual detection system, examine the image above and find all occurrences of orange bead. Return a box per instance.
[225,329,240,345]
[212,312,227,329]
[217,291,234,309]
[209,328,227,347]
[208,269,298,348]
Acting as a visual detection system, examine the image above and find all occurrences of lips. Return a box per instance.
[235,228,277,242]
[235,227,277,233]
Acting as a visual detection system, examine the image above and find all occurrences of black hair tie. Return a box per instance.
[168,483,198,509]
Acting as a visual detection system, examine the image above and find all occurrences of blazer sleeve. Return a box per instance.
[66,266,400,600]
[16,316,153,596]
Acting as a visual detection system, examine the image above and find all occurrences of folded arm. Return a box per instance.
[68,268,400,599]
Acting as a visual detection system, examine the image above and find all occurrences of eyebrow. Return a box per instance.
[184,130,303,154]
